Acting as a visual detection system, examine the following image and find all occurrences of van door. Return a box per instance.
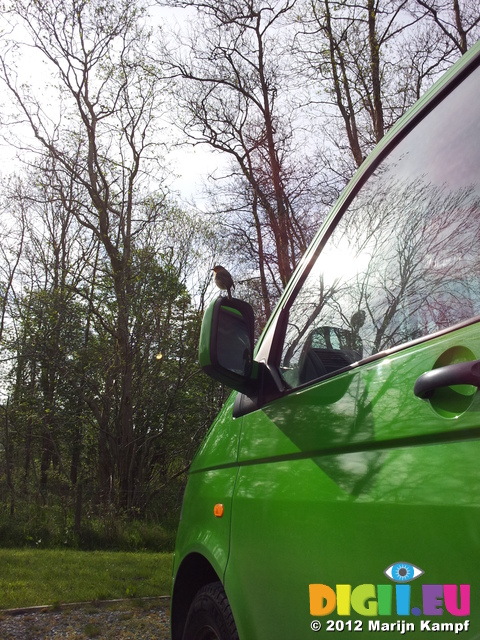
[225,57,480,639]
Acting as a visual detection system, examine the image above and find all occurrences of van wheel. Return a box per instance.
[183,581,239,640]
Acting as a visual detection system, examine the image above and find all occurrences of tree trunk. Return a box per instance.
[4,401,15,516]
[367,0,385,143]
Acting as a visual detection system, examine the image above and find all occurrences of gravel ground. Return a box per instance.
[0,599,171,639]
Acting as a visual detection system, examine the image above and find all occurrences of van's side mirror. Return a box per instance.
[199,297,256,395]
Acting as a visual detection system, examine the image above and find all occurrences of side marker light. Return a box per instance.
[214,504,224,518]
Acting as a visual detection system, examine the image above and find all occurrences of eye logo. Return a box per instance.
[384,561,424,583]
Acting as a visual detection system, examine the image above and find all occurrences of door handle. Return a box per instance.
[414,360,480,399]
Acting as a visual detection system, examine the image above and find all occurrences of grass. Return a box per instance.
[0,549,173,609]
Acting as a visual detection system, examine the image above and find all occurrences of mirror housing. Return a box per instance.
[199,297,256,395]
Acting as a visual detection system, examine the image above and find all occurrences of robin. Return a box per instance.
[212,265,235,299]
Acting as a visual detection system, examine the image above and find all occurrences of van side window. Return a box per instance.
[280,64,480,389]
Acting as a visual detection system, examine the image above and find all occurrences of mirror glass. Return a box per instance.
[216,306,252,377]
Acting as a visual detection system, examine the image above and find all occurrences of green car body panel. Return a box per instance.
[172,39,480,639]
[224,325,480,639]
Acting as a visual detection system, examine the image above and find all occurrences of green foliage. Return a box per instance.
[0,182,224,550]
[0,499,178,551]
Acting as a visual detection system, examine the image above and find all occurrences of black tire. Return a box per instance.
[182,581,240,640]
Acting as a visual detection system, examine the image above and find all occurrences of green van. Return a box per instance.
[171,39,480,640]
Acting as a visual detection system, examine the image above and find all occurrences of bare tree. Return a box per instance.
[1,0,168,508]
[159,0,319,305]
[0,176,27,516]
[294,0,473,174]
[412,0,480,55]
[0,176,26,345]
